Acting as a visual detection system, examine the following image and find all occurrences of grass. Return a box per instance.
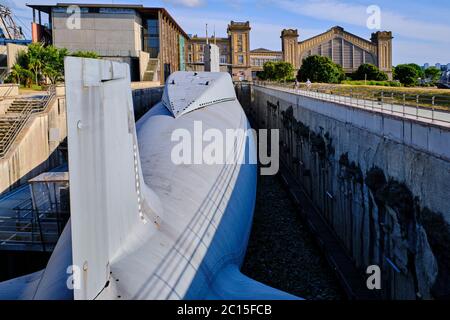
[318,84,450,110]
[265,81,450,110]
[341,80,402,87]
[18,84,46,95]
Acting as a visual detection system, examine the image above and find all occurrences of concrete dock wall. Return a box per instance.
[237,84,450,300]
[131,85,164,120]
[0,95,67,195]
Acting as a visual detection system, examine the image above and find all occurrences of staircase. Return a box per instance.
[143,58,159,82]
[0,92,54,158]
[6,96,47,114]
[0,118,16,142]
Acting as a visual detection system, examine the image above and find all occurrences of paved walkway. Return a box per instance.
[260,84,450,128]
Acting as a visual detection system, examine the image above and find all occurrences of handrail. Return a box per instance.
[0,83,17,99]
[0,85,57,158]
[0,207,68,251]
[252,81,450,126]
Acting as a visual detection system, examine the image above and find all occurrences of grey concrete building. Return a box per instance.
[28,3,189,83]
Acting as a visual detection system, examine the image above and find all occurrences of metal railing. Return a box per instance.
[0,205,68,252]
[253,81,450,126]
[0,85,56,158]
[0,82,17,99]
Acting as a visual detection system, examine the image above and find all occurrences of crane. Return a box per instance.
[0,4,25,40]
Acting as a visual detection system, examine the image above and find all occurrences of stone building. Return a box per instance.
[250,48,283,78]
[281,26,393,79]
[187,36,231,73]
[186,21,252,81]
[27,3,189,83]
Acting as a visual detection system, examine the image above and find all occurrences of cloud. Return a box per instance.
[275,0,450,44]
[173,10,311,51]
[393,40,450,65]
[163,0,204,7]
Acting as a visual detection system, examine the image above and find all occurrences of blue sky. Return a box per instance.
[4,0,450,65]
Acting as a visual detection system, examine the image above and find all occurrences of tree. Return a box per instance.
[274,61,294,81]
[259,61,276,80]
[27,43,45,84]
[8,64,33,87]
[424,66,441,83]
[297,55,345,83]
[9,64,24,84]
[42,46,68,84]
[7,45,99,86]
[354,63,388,81]
[16,50,30,69]
[394,64,421,86]
[257,61,294,81]
[71,51,99,59]
[407,63,425,79]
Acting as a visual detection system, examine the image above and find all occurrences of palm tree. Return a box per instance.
[10,64,24,84]
[28,56,42,84]
[27,43,44,84]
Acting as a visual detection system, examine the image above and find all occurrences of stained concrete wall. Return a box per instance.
[0,94,67,195]
[237,84,450,300]
[0,84,18,115]
[52,11,142,57]
[6,44,28,73]
[0,84,19,98]
[131,85,164,120]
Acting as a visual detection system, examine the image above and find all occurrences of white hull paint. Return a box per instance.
[0,58,299,300]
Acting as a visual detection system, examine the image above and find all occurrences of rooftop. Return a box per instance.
[26,3,190,38]
[251,48,282,53]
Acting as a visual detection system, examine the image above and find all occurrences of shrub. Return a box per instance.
[258,61,294,82]
[394,64,422,86]
[297,55,345,84]
[353,63,388,81]
[341,80,402,87]
[7,46,100,85]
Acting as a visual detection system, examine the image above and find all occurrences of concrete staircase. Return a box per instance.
[0,118,16,140]
[143,58,159,82]
[6,96,47,114]
[0,95,50,157]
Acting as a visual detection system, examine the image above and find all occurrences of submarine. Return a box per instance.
[0,56,299,300]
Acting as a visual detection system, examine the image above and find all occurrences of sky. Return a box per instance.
[3,0,450,65]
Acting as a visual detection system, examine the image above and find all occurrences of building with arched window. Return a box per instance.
[281,26,393,79]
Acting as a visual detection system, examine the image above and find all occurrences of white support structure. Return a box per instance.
[65,57,160,300]
[204,43,220,72]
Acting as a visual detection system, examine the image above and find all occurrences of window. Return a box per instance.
[220,55,227,64]
[144,19,160,58]
[199,54,204,63]
[237,34,243,52]
[238,55,244,65]
[188,53,192,63]
[147,19,159,36]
